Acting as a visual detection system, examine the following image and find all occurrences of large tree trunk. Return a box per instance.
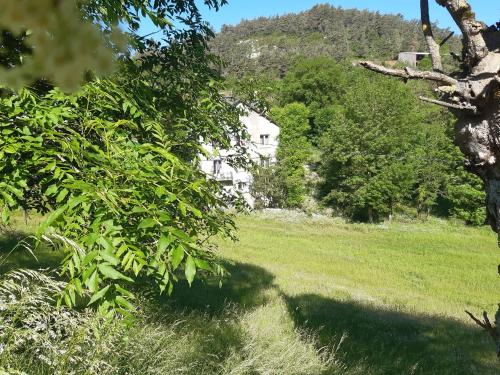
[455,98,500,236]
[360,0,500,358]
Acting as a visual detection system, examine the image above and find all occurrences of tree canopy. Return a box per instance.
[0,0,244,312]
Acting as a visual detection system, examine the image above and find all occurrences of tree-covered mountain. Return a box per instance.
[211,4,460,78]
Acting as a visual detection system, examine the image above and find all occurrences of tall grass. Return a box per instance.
[0,269,347,375]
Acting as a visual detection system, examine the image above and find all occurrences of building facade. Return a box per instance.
[200,105,280,207]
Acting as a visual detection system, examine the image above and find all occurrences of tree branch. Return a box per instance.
[421,0,443,71]
[440,31,455,46]
[418,96,477,113]
[435,0,488,68]
[359,61,458,85]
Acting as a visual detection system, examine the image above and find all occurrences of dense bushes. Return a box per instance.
[271,103,312,208]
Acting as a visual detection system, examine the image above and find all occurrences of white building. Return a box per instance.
[200,105,280,207]
[397,52,430,67]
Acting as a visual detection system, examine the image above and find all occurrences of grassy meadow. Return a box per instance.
[1,212,500,374]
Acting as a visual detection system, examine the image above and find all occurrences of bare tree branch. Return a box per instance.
[440,31,455,46]
[435,0,488,68]
[420,0,443,71]
[359,61,458,85]
[418,96,477,112]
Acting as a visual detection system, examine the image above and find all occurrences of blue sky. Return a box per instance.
[139,0,497,37]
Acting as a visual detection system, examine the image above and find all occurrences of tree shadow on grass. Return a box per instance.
[285,293,499,375]
[0,229,61,274]
[1,228,496,375]
[151,261,277,315]
[145,261,500,374]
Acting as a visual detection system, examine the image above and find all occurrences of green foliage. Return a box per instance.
[0,0,247,312]
[0,77,240,310]
[225,75,278,114]
[271,103,312,208]
[317,71,423,221]
[445,167,486,226]
[279,58,347,111]
[270,58,486,224]
[251,166,286,209]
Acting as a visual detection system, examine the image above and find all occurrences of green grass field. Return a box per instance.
[210,212,500,374]
[1,212,500,374]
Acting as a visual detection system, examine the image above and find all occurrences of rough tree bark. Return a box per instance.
[360,0,500,358]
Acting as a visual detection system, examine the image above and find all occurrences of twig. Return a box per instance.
[440,31,455,46]
[418,96,478,113]
[465,310,499,340]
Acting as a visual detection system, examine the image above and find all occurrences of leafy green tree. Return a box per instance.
[0,0,245,311]
[251,166,286,209]
[267,56,485,224]
[279,58,347,110]
[278,58,347,142]
[271,103,311,208]
[318,71,423,221]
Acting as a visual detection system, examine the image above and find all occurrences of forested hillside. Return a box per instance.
[211,4,461,77]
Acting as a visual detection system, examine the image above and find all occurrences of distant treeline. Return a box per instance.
[211,4,461,78]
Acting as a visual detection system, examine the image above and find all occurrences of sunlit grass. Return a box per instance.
[218,213,498,319]
[215,212,500,374]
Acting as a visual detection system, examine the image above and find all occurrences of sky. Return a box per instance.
[139,0,498,37]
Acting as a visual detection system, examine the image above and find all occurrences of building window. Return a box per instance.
[213,159,222,174]
[260,156,270,168]
[237,182,246,190]
[260,134,270,145]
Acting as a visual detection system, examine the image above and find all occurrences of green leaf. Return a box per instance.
[194,258,213,272]
[115,284,135,299]
[98,264,133,282]
[100,250,120,266]
[115,295,134,311]
[185,255,196,286]
[158,234,173,255]
[170,245,184,270]
[36,204,68,236]
[56,188,69,203]
[138,218,156,229]
[82,251,98,266]
[45,184,58,196]
[1,206,10,224]
[85,269,99,293]
[87,285,111,306]
[169,228,193,242]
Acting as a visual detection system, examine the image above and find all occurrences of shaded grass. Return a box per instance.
[0,213,57,274]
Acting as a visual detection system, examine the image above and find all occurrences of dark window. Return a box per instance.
[260,157,270,168]
[260,134,270,145]
[213,159,222,174]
